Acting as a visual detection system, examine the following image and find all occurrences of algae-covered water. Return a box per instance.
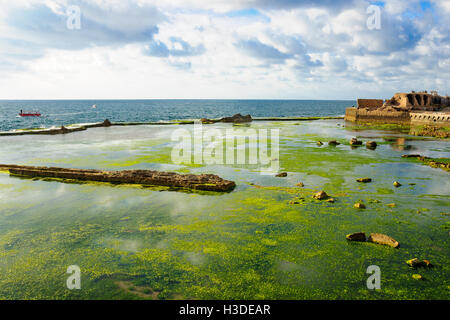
[0,120,448,299]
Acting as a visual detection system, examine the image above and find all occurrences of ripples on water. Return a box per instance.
[0,100,353,132]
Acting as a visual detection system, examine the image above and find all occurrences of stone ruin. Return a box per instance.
[0,164,236,192]
[345,91,450,127]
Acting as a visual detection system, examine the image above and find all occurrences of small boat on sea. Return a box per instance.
[19,110,41,117]
[92,104,97,109]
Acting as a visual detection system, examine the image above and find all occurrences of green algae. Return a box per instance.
[0,120,448,300]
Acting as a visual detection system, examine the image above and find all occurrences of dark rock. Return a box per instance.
[328,140,340,146]
[402,154,422,158]
[346,232,366,241]
[406,258,433,268]
[350,138,363,146]
[368,233,399,248]
[275,172,287,177]
[366,141,377,149]
[354,202,366,209]
[356,177,372,183]
[220,113,252,123]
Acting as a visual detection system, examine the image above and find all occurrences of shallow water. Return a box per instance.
[0,120,448,299]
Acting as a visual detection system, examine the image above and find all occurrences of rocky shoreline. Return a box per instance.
[0,164,236,192]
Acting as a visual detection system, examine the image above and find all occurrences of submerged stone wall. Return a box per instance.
[0,165,236,192]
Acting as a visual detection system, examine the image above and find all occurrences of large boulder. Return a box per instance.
[313,191,329,200]
[368,233,399,248]
[366,141,377,149]
[350,138,363,146]
[275,172,287,177]
[346,232,366,242]
[220,113,252,123]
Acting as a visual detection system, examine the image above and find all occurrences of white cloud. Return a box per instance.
[0,0,448,99]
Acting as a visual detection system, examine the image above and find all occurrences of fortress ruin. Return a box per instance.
[345,91,450,127]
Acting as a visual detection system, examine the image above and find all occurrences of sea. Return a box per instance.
[0,99,354,132]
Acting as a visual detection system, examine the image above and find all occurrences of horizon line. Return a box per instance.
[0,98,357,101]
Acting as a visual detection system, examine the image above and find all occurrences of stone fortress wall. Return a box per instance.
[345,91,450,127]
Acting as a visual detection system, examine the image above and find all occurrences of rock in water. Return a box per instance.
[316,141,323,146]
[350,138,363,146]
[346,232,366,241]
[354,202,366,209]
[220,113,252,123]
[276,172,287,177]
[328,140,340,146]
[356,178,372,183]
[366,141,377,149]
[393,181,402,187]
[406,258,433,268]
[368,233,399,248]
[296,182,304,187]
[406,258,423,267]
[313,191,328,200]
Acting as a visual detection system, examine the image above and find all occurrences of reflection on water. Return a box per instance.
[0,120,448,300]
[386,137,415,151]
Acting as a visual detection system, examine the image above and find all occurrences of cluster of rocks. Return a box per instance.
[346,232,399,248]
[346,233,436,280]
[316,138,377,149]
[402,154,450,171]
[201,113,252,124]
[0,164,236,192]
[350,138,377,149]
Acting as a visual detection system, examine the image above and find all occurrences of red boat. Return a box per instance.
[19,110,41,117]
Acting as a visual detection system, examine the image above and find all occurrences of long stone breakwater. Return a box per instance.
[0,165,236,192]
[0,116,345,137]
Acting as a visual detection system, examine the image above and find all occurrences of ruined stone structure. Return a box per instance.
[357,99,384,110]
[345,91,450,127]
[0,165,236,192]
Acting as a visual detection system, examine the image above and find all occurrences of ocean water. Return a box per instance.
[0,99,353,132]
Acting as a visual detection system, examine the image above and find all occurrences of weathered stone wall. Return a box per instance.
[345,107,358,122]
[357,99,384,110]
[410,112,450,127]
[345,108,411,124]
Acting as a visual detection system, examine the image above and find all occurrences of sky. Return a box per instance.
[0,0,449,100]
